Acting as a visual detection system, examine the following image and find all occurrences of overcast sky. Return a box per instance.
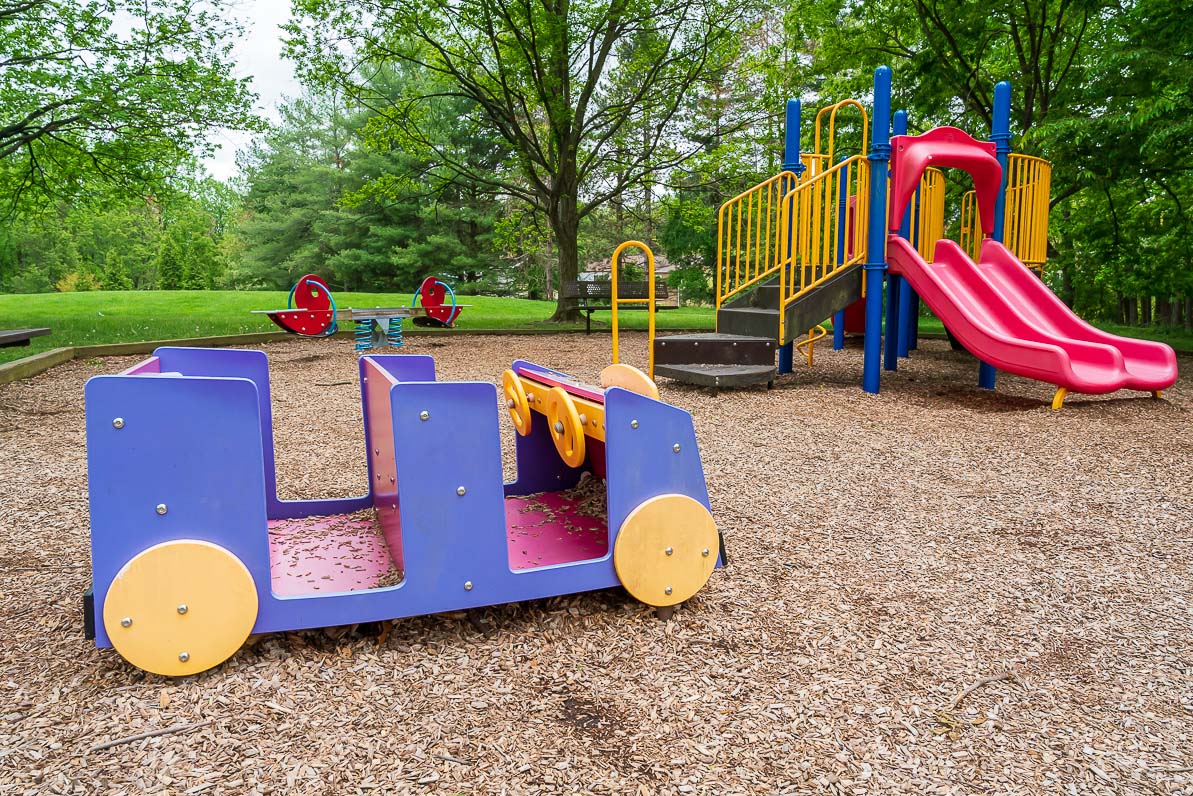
[206,0,302,181]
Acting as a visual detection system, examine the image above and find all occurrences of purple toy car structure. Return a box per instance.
[84,347,724,676]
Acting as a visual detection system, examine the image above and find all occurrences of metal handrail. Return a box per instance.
[777,154,870,344]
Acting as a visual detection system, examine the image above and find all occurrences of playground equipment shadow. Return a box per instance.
[1,332,1190,794]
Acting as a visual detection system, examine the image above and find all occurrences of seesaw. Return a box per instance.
[83,347,724,676]
[253,274,466,351]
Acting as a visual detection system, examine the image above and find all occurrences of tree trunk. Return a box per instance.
[1059,263,1075,307]
[1185,297,1192,330]
[1157,297,1172,326]
[549,187,581,322]
[1140,297,1152,325]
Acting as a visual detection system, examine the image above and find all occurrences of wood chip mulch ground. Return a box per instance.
[1,331,1190,795]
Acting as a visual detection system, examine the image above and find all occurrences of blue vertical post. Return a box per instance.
[884,110,908,371]
[833,156,849,350]
[979,81,1012,390]
[862,66,892,394]
[778,98,803,374]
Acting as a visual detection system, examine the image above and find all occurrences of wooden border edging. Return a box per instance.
[0,326,717,387]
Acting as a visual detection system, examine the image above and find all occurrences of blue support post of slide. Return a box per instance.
[979,80,1013,390]
[862,66,892,394]
[884,110,908,371]
[778,98,803,374]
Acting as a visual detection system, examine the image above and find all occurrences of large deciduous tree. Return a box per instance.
[287,0,753,320]
[0,0,260,209]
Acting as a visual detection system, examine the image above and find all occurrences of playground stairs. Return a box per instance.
[652,264,862,389]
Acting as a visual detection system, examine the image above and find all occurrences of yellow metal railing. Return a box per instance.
[715,171,799,310]
[1004,155,1051,269]
[911,168,946,261]
[777,154,870,344]
[960,154,1051,270]
[813,99,869,164]
[610,240,656,379]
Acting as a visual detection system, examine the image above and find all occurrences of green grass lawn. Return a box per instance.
[2,290,1190,367]
[0,290,716,365]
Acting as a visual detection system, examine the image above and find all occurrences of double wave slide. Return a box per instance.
[888,236,1178,408]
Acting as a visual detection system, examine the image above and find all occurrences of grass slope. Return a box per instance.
[0,290,716,365]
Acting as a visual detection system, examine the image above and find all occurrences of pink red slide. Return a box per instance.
[887,236,1178,397]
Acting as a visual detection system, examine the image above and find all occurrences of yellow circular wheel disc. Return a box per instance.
[614,494,719,607]
[545,386,586,468]
[502,369,532,436]
[103,540,258,676]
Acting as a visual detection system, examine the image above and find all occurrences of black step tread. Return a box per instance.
[654,362,775,388]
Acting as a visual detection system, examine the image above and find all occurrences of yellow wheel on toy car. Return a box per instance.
[545,386,586,468]
[502,368,532,436]
[614,494,719,607]
[103,540,258,676]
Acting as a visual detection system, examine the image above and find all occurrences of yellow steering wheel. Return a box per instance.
[545,386,586,468]
[501,369,532,436]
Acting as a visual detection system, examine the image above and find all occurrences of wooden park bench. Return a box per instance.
[561,281,675,334]
[0,328,50,348]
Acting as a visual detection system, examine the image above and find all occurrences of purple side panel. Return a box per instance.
[153,347,369,520]
[122,357,161,375]
[390,381,509,606]
[86,374,271,648]
[604,388,722,566]
[360,358,402,571]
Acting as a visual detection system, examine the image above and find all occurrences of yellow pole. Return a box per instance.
[610,240,657,379]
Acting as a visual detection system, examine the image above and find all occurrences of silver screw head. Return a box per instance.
[673,443,681,453]
[456,486,466,496]
[507,399,516,408]
[120,617,132,628]
[112,418,125,429]
[630,419,639,429]
[419,410,430,421]
[464,581,473,591]
[665,547,673,556]
[178,652,190,663]
[177,604,188,615]
[578,413,588,425]
[155,503,167,515]
[553,421,564,433]
[702,548,710,557]
[664,586,673,596]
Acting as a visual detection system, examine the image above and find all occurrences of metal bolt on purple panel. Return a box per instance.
[419,410,430,421]
[155,504,167,515]
[464,581,473,591]
[112,418,124,429]
[673,443,681,452]
[457,486,466,496]
[630,419,639,428]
